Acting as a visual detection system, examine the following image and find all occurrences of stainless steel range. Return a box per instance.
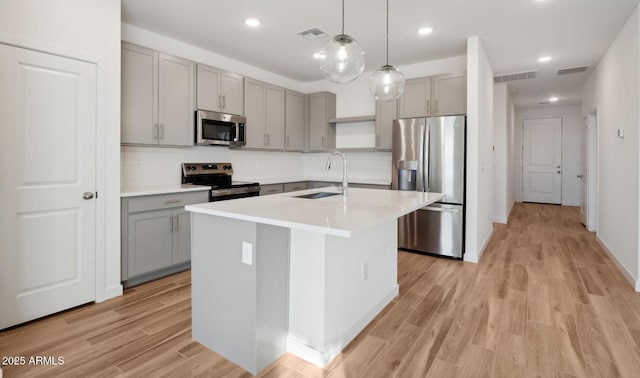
[181,162,260,201]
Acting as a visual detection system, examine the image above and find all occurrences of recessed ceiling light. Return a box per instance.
[313,52,325,60]
[538,56,552,63]
[418,27,433,35]
[549,96,559,102]
[245,18,260,28]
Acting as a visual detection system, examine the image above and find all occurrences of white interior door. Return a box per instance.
[579,119,588,225]
[0,45,96,329]
[522,117,562,204]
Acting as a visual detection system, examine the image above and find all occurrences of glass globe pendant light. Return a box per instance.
[319,0,365,83]
[370,0,405,101]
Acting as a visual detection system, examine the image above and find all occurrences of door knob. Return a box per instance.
[83,192,94,200]
[557,171,562,174]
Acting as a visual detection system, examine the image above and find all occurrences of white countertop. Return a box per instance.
[121,184,210,197]
[186,187,444,237]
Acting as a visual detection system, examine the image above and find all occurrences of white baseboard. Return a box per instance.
[493,217,508,224]
[464,227,494,264]
[287,285,399,367]
[596,236,638,292]
[96,284,123,303]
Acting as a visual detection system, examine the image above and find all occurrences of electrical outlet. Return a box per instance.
[242,242,253,265]
[362,263,368,280]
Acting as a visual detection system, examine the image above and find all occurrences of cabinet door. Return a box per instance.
[128,210,174,277]
[285,90,305,151]
[375,99,397,150]
[121,43,158,144]
[399,77,431,118]
[309,93,327,151]
[265,85,285,150]
[244,78,266,149]
[432,73,466,116]
[173,209,191,264]
[196,64,222,112]
[158,54,195,146]
[221,71,244,116]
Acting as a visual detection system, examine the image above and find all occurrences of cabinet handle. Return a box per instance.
[435,99,438,113]
[174,215,179,232]
[286,136,290,147]
[222,95,226,109]
[164,199,183,204]
[218,95,222,109]
[153,124,158,141]
[169,215,174,232]
[427,100,430,114]
[160,123,164,141]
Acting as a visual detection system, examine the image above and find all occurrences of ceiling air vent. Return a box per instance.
[297,27,329,41]
[557,66,589,75]
[493,70,538,83]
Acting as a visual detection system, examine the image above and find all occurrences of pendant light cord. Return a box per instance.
[342,0,345,35]
[386,0,389,66]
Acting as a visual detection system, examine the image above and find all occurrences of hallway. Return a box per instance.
[1,203,639,377]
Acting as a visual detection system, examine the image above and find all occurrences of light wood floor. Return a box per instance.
[2,203,640,377]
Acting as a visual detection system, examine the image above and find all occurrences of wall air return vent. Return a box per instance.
[297,27,329,41]
[493,70,538,83]
[557,66,589,75]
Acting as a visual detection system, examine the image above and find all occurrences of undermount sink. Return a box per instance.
[293,192,341,200]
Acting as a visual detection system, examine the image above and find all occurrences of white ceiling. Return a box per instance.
[122,0,640,108]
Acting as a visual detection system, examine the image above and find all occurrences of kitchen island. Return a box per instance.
[186,187,444,374]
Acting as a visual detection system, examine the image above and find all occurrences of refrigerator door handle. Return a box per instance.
[421,206,460,213]
[424,123,430,192]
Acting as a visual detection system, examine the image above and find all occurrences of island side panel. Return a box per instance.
[191,213,258,373]
[287,230,327,367]
[324,218,399,350]
[255,224,290,371]
[286,218,399,367]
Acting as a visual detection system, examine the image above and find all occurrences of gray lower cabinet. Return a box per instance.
[283,182,308,192]
[121,190,208,287]
[260,184,284,196]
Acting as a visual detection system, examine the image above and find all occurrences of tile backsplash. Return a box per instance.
[121,146,391,187]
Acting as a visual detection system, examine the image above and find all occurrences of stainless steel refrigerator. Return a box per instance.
[392,116,465,259]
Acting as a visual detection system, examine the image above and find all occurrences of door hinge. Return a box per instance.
[95,192,98,199]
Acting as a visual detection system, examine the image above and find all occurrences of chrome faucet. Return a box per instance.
[325,151,348,196]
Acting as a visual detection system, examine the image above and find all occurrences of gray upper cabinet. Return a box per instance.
[285,90,305,151]
[432,72,467,116]
[244,77,267,149]
[244,78,286,150]
[398,73,466,119]
[308,92,336,152]
[399,77,431,118]
[375,99,397,150]
[196,64,244,115]
[121,43,158,145]
[158,53,196,146]
[265,84,285,150]
[121,42,195,146]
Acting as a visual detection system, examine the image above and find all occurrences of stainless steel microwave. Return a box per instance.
[195,110,246,147]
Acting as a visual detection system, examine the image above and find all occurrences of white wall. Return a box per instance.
[465,36,494,263]
[507,94,516,214]
[514,105,583,206]
[0,0,122,301]
[493,83,509,223]
[582,6,640,288]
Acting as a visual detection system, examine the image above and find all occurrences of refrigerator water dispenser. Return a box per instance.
[397,160,418,191]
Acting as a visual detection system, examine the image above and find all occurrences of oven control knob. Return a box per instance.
[190,165,196,171]
[224,165,231,170]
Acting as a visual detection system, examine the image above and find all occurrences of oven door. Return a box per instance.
[196,110,246,147]
[210,186,260,202]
